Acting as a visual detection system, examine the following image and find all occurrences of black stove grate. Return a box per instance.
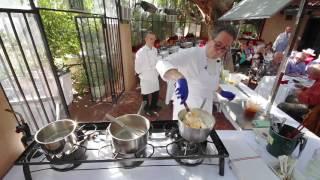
[15,120,229,180]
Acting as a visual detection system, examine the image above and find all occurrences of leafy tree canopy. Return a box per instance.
[38,0,80,58]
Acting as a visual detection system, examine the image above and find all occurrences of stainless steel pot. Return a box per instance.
[107,114,150,154]
[178,108,215,143]
[35,119,77,155]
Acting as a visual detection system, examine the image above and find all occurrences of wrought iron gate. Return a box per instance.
[0,8,68,133]
[75,16,124,103]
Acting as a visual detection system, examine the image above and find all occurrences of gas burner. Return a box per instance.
[166,138,207,166]
[112,144,155,168]
[16,121,229,178]
[46,143,87,171]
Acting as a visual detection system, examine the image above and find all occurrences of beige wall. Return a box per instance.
[0,87,24,177]
[119,23,136,91]
[261,12,310,50]
[261,12,296,43]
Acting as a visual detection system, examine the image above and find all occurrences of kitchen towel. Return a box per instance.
[223,136,279,180]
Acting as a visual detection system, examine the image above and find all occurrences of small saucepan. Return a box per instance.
[35,119,78,155]
[178,108,215,143]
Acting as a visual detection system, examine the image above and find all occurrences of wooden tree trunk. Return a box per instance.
[190,0,234,38]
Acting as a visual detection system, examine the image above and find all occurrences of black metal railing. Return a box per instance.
[75,16,124,103]
[0,9,68,132]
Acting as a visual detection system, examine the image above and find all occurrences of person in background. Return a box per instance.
[236,42,247,65]
[302,48,316,64]
[232,42,246,71]
[261,52,284,76]
[309,54,320,65]
[285,52,307,76]
[264,42,274,62]
[278,64,320,122]
[247,46,265,81]
[156,25,237,120]
[272,26,292,53]
[135,32,161,116]
[251,46,265,70]
[245,40,255,62]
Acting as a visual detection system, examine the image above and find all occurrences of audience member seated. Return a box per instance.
[302,105,320,136]
[246,47,265,81]
[302,48,316,64]
[285,52,307,76]
[278,64,320,122]
[251,46,265,69]
[308,54,320,66]
[233,42,247,65]
[260,52,284,76]
[264,42,274,62]
[166,35,178,46]
[154,39,161,49]
[245,40,255,62]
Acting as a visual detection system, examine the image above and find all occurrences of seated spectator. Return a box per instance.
[264,42,274,62]
[167,35,178,46]
[285,52,307,76]
[261,52,284,76]
[251,46,265,69]
[245,40,255,62]
[278,64,320,122]
[233,42,247,65]
[309,54,320,65]
[154,39,161,49]
[302,48,316,64]
[246,48,264,81]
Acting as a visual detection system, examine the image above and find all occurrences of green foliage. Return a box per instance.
[131,0,202,46]
[40,10,80,58]
[155,0,202,21]
[71,67,89,95]
[39,0,80,58]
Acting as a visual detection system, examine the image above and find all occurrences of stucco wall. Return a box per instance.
[261,12,296,44]
[119,23,136,91]
[0,87,24,177]
[261,12,310,50]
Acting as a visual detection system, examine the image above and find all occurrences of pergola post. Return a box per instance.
[265,0,308,115]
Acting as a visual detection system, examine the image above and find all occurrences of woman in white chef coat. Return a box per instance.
[156,25,237,120]
[135,32,161,115]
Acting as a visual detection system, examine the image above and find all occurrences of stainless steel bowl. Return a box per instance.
[107,114,150,154]
[178,108,215,143]
[35,119,77,155]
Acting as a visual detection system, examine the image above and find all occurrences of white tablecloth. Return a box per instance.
[5,130,320,180]
[254,75,315,105]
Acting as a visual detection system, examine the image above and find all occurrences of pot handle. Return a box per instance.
[76,124,98,142]
[297,136,308,158]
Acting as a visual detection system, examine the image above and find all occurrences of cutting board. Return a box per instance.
[223,136,279,180]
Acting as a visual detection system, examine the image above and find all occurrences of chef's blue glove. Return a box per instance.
[220,90,235,101]
[175,78,188,104]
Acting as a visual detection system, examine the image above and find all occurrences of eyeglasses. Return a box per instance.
[213,40,230,52]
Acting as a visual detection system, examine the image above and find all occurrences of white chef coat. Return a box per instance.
[156,46,222,120]
[135,45,160,95]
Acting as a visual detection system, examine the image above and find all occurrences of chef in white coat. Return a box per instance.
[156,25,236,120]
[135,32,161,115]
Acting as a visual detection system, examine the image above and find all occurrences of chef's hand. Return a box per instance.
[220,90,235,101]
[175,78,188,104]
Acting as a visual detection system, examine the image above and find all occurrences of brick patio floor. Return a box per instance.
[69,80,235,130]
